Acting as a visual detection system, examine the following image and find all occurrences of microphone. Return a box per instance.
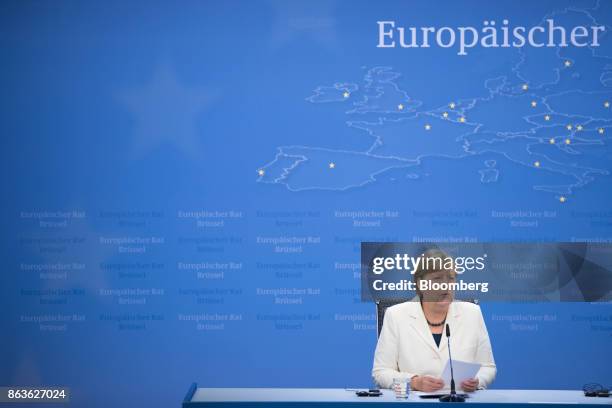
[439,324,465,403]
[446,325,456,395]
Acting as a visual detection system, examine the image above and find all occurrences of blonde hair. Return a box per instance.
[413,248,457,298]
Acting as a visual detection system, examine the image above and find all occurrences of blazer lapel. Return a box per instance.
[406,301,462,358]
[438,301,461,355]
[407,302,440,356]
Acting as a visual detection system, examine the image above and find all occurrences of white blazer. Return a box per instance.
[372,300,496,390]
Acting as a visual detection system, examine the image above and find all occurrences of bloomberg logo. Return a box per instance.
[377,19,605,56]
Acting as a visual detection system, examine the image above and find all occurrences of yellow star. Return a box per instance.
[459,117,466,123]
[559,196,566,203]
[258,169,265,176]
[534,161,541,167]
[576,125,583,131]
[544,115,551,121]
[442,112,449,118]
[564,60,571,67]
[424,124,432,130]
[329,162,336,169]
[449,102,456,109]
[565,138,571,145]
[398,103,404,110]
[599,128,605,134]
[549,138,555,144]
[605,101,610,108]
[522,84,529,91]
[566,124,572,130]
[531,101,537,107]
[343,91,350,98]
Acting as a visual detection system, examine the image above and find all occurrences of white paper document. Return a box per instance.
[441,359,481,389]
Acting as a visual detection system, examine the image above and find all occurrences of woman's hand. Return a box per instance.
[460,378,479,392]
[411,375,444,392]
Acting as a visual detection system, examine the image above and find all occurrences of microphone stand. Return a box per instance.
[439,324,465,402]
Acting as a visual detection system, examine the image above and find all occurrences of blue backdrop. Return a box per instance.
[2,0,612,407]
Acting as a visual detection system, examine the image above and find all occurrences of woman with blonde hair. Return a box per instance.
[372,248,496,392]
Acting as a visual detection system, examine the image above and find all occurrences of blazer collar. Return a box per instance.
[407,299,461,356]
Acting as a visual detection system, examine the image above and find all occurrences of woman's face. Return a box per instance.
[419,270,455,305]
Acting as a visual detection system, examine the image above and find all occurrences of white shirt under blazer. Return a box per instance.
[372,300,496,389]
